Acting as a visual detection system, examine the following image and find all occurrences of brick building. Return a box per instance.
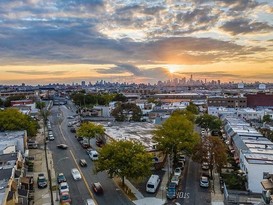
[207,96,247,108]
[246,92,273,107]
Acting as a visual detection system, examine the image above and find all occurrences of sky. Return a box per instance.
[0,0,273,85]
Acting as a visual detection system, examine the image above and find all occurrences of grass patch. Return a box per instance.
[113,177,137,201]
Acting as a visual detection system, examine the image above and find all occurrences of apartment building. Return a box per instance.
[207,96,247,108]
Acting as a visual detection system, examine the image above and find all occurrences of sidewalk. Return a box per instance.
[28,122,59,205]
[211,170,224,205]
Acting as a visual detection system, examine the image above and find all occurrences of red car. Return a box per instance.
[60,191,71,204]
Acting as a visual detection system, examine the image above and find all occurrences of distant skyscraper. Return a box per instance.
[81,81,85,87]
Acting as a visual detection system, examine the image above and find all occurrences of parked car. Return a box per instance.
[89,150,99,161]
[201,162,209,170]
[57,173,67,184]
[166,182,177,200]
[60,191,72,204]
[37,173,47,189]
[28,142,38,149]
[57,144,68,149]
[178,154,186,163]
[82,142,91,149]
[171,175,179,186]
[59,182,69,194]
[79,159,87,167]
[71,168,81,180]
[174,167,182,177]
[92,182,103,194]
[70,127,76,133]
[86,199,96,205]
[96,139,104,147]
[200,175,209,188]
[48,134,55,141]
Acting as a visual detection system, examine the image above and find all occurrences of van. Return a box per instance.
[89,150,99,161]
[146,174,160,193]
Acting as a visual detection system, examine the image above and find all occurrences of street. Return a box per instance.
[47,104,134,205]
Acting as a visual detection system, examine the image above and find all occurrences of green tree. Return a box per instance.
[152,115,200,161]
[111,103,142,122]
[186,102,199,115]
[196,114,222,131]
[263,114,272,123]
[77,122,105,145]
[192,136,227,177]
[36,101,46,110]
[0,109,38,137]
[171,109,195,123]
[112,93,127,102]
[95,140,152,186]
[4,95,26,107]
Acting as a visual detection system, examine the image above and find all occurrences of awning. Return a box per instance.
[261,180,273,190]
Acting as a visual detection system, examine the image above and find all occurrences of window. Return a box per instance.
[263,172,270,179]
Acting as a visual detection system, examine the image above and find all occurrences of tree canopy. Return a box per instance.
[111,103,142,122]
[263,114,272,123]
[196,114,222,131]
[153,115,200,159]
[186,102,199,115]
[77,122,105,144]
[95,140,152,186]
[192,136,227,176]
[0,109,38,137]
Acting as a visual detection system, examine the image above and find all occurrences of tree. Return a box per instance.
[171,109,195,123]
[111,103,142,122]
[76,122,105,145]
[112,93,127,102]
[0,108,38,137]
[192,136,227,177]
[186,102,199,115]
[196,114,222,131]
[152,115,200,161]
[36,101,46,110]
[95,140,152,186]
[3,95,26,107]
[263,115,272,123]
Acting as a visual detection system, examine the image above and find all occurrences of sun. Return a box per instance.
[166,65,180,74]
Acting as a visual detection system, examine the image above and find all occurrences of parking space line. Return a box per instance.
[69,149,98,205]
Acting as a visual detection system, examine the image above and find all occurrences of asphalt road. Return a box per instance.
[47,104,134,205]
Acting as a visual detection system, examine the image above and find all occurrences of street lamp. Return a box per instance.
[55,157,69,201]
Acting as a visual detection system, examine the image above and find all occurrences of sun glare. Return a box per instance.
[166,65,180,74]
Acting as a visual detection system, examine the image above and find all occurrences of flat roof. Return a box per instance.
[100,122,156,150]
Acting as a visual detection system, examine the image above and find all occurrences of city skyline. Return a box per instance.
[0,0,273,85]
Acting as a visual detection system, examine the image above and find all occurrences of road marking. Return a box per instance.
[58,124,67,142]
[69,150,98,205]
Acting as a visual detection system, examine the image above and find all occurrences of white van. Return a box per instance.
[146,174,160,193]
[89,150,99,160]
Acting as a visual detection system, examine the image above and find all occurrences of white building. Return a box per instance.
[0,131,27,154]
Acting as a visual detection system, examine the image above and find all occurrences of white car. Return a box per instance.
[174,167,182,177]
[171,175,179,186]
[71,168,81,180]
[200,176,209,188]
[59,182,69,194]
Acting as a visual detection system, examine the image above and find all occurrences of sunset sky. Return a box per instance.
[0,0,273,85]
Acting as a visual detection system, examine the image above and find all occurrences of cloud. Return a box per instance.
[5,70,68,75]
[220,18,273,35]
[96,64,143,76]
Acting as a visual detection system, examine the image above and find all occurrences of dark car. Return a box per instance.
[92,182,103,194]
[70,127,76,133]
[57,144,68,149]
[96,139,104,147]
[37,173,47,189]
[57,173,67,184]
[79,159,87,167]
[166,182,177,200]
